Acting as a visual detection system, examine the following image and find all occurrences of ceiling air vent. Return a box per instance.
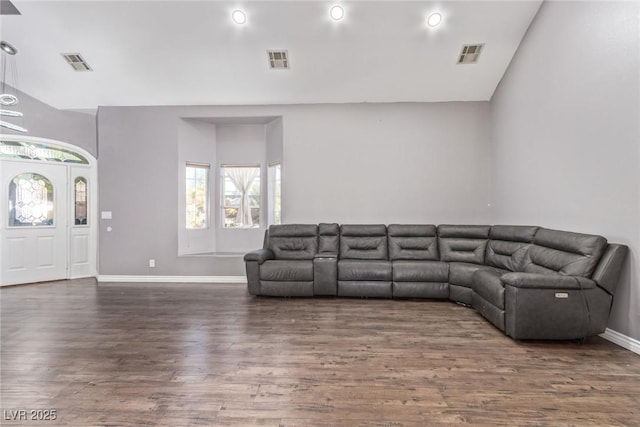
[62,53,92,71]
[457,44,484,64]
[267,50,289,69]
[0,0,21,15]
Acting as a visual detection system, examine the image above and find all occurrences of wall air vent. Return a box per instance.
[62,53,92,71]
[267,50,289,69]
[457,44,484,64]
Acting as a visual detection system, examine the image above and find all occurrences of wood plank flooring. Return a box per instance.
[1,279,639,426]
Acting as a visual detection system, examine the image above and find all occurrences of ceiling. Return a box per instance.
[0,1,542,110]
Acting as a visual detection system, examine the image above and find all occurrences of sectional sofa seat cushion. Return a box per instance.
[388,224,439,260]
[449,262,509,305]
[339,260,392,281]
[449,262,508,287]
[392,261,448,282]
[472,269,505,310]
[392,261,449,299]
[260,260,314,282]
[522,228,607,277]
[267,224,318,260]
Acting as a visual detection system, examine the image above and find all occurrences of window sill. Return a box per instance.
[178,252,245,258]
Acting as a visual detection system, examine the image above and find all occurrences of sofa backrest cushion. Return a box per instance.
[388,224,439,261]
[486,225,539,271]
[438,225,490,264]
[523,228,607,277]
[340,224,388,260]
[319,223,340,254]
[267,224,318,260]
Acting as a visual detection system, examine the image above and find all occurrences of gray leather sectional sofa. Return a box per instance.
[244,224,628,341]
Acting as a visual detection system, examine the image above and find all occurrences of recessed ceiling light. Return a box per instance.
[0,41,17,55]
[232,9,246,25]
[427,12,442,28]
[330,5,344,21]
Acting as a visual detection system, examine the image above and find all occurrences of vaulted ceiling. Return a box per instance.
[0,1,542,110]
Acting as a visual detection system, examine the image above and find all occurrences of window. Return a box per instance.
[0,139,89,164]
[185,163,209,229]
[8,173,54,226]
[268,163,281,225]
[74,177,88,225]
[221,165,260,228]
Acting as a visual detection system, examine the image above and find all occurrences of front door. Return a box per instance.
[1,161,68,285]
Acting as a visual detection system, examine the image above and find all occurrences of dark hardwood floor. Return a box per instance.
[1,279,639,426]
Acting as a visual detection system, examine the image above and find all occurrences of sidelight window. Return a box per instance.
[74,177,88,225]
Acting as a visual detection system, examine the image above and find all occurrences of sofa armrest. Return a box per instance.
[591,244,628,295]
[501,272,596,290]
[315,252,338,259]
[244,248,275,264]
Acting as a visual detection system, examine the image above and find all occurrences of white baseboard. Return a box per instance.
[600,328,640,355]
[97,275,247,284]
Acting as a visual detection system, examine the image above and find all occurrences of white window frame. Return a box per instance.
[185,162,210,230]
[268,162,281,225]
[220,164,261,229]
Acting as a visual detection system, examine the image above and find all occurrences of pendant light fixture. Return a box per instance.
[0,40,27,133]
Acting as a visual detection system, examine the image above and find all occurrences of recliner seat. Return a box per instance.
[245,224,318,297]
[338,224,392,298]
[388,224,449,299]
[244,223,628,341]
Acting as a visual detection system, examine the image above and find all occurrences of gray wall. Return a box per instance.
[97,102,491,276]
[0,85,97,157]
[266,118,283,166]
[282,103,492,224]
[490,1,640,340]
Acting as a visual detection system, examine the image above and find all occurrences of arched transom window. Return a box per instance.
[0,140,89,164]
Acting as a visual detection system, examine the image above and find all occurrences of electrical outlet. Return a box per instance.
[149,259,155,268]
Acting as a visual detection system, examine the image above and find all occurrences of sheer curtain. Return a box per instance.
[226,167,259,226]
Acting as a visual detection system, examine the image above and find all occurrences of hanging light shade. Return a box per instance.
[1,40,27,133]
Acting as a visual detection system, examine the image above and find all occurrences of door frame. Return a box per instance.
[0,135,98,285]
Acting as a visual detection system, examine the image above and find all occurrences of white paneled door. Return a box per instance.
[1,161,68,285]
